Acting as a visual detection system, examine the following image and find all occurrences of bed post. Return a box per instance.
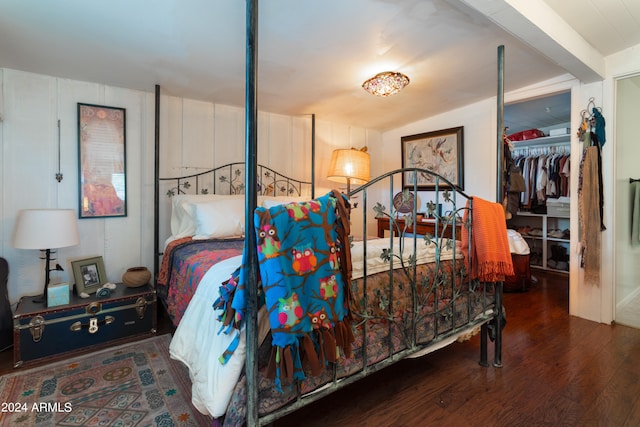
[496,45,504,203]
[245,0,260,425]
[493,44,505,368]
[153,84,160,284]
[311,113,316,199]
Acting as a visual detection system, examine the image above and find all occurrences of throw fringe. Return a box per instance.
[462,197,514,282]
[265,318,353,391]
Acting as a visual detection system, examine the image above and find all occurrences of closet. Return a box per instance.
[504,91,571,274]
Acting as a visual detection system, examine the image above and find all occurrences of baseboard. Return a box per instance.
[616,286,640,312]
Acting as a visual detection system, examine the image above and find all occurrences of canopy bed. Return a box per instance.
[152,4,508,425]
[152,116,508,426]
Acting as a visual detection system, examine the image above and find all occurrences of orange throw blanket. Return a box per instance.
[461,197,514,282]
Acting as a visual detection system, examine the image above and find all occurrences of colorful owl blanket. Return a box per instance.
[214,190,354,390]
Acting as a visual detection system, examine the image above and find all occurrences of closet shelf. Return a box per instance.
[509,212,570,274]
[521,235,543,240]
[516,211,570,219]
[520,234,569,243]
[511,133,571,148]
[547,237,570,243]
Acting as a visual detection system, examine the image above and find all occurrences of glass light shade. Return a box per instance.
[327,149,370,186]
[362,71,410,97]
[14,209,80,249]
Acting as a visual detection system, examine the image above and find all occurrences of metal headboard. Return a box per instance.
[159,162,312,198]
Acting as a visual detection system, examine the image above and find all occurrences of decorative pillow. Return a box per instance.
[192,198,246,240]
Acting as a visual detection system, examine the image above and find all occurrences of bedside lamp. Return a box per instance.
[13,209,80,304]
[327,147,370,194]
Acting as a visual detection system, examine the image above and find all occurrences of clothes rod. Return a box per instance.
[510,133,571,148]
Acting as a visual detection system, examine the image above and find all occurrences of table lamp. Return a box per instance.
[13,209,80,304]
[327,147,370,194]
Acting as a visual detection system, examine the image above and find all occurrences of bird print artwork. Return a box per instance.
[428,137,452,164]
[258,224,280,258]
[406,133,459,186]
[291,247,317,274]
[277,293,303,329]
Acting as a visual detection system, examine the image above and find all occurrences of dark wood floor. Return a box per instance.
[275,272,640,427]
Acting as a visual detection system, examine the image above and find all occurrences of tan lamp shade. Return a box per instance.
[327,148,370,187]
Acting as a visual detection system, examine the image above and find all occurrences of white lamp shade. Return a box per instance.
[13,209,80,249]
[327,149,370,185]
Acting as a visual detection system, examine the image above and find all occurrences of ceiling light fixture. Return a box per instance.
[362,71,410,97]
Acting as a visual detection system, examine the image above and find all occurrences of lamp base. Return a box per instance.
[35,248,53,306]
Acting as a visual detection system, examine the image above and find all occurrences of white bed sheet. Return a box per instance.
[169,255,245,418]
[351,237,461,280]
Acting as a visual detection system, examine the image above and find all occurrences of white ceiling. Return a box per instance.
[1,0,639,132]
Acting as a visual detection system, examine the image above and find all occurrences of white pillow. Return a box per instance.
[169,194,310,239]
[170,194,241,239]
[192,198,245,240]
[260,195,309,208]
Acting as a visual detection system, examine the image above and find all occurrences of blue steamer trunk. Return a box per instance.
[13,285,156,368]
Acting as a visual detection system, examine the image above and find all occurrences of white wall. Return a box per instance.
[614,76,640,307]
[0,69,156,305]
[608,45,640,320]
[0,68,379,306]
[381,97,497,204]
[575,42,640,324]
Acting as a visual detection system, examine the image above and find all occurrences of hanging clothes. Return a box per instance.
[592,108,606,147]
[502,130,526,217]
[513,148,570,211]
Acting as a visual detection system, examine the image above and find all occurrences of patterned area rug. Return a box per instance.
[0,334,210,426]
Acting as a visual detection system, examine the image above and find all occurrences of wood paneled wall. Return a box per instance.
[0,68,380,305]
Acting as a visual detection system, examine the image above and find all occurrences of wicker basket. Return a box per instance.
[122,266,151,288]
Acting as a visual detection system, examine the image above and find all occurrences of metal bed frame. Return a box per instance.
[152,3,505,425]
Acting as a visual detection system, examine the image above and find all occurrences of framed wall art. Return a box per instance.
[401,126,464,190]
[78,103,127,218]
[71,256,107,295]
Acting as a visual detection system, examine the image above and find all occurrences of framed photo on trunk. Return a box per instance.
[71,256,107,295]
